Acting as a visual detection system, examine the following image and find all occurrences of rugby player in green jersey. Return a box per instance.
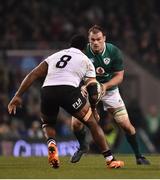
[71,25,150,165]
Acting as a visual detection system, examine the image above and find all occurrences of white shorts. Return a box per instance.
[101,88,125,111]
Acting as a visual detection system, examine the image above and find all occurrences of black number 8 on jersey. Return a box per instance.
[56,55,71,68]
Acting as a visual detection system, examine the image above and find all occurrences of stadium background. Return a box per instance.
[0,0,160,157]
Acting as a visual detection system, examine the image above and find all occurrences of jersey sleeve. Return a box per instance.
[111,45,124,72]
[85,58,96,78]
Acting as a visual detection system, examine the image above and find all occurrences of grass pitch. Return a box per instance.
[0,154,159,179]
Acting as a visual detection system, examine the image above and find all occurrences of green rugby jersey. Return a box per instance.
[85,43,124,90]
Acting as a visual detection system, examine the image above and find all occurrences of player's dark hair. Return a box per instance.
[70,34,87,50]
[88,25,106,36]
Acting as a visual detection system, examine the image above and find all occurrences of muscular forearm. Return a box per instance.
[103,71,124,90]
[104,76,123,89]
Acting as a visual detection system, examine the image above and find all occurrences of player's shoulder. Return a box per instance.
[47,47,89,62]
[106,42,119,50]
[46,48,72,60]
[68,47,89,59]
[47,49,62,59]
[65,47,86,57]
[106,43,121,54]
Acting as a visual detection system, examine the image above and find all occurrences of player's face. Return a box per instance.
[88,31,106,53]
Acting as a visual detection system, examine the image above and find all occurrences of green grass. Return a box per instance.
[0,154,159,179]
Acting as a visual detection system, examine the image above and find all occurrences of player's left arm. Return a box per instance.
[103,70,124,91]
[83,58,103,107]
[103,45,124,91]
[8,61,48,114]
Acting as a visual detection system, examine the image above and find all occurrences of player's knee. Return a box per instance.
[73,105,98,131]
[122,122,136,135]
[113,108,136,134]
[113,107,128,123]
[41,114,56,129]
[128,125,136,135]
[84,113,99,130]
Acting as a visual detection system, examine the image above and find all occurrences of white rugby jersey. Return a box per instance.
[42,47,96,87]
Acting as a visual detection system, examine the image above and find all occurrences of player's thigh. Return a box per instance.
[108,105,135,131]
[102,88,131,124]
[102,88,125,110]
[40,87,60,126]
[108,106,135,134]
[58,107,72,121]
[61,86,90,121]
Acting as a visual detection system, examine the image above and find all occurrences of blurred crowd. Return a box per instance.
[0,0,160,151]
[0,0,160,75]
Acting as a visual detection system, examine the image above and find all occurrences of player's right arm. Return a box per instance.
[82,58,103,107]
[8,61,48,114]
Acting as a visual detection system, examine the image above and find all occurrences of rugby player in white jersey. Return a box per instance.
[8,34,124,169]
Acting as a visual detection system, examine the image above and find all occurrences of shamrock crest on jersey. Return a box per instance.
[103,58,111,65]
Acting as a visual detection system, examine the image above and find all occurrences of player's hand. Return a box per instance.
[8,95,22,115]
[81,85,88,98]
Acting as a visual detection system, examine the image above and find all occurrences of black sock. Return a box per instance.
[74,126,89,150]
[125,133,141,158]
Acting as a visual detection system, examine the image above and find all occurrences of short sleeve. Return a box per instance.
[111,46,124,72]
